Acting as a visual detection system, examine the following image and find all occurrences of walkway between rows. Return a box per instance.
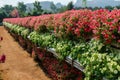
[0,26,51,80]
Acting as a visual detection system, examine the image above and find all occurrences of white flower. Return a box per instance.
[114,70,118,74]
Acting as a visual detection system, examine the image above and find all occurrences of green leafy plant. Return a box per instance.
[80,53,120,80]
[21,29,30,39]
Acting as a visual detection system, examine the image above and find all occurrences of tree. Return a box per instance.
[0,12,7,23]
[17,2,26,17]
[32,1,43,16]
[10,8,19,18]
[93,7,100,10]
[42,10,52,14]
[0,5,14,17]
[82,0,87,8]
[33,1,43,14]
[0,5,14,23]
[50,2,57,13]
[57,6,67,13]
[66,1,74,10]
[105,6,113,11]
[116,5,120,9]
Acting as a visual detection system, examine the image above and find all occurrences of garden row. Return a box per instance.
[3,22,84,80]
[3,9,120,80]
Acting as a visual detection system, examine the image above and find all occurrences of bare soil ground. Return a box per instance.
[0,26,51,80]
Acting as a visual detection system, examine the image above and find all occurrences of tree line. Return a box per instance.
[0,1,74,23]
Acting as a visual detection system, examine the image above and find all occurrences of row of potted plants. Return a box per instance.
[3,23,84,80]
[3,9,120,80]
[33,47,83,80]
[3,9,120,44]
[3,22,120,80]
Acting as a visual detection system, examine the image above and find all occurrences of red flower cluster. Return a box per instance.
[0,54,6,63]
[91,9,120,44]
[34,47,83,80]
[3,9,120,44]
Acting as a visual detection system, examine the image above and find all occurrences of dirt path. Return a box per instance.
[0,26,51,80]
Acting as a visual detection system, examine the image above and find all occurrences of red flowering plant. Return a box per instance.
[53,10,77,39]
[41,52,83,80]
[90,9,113,44]
[12,18,20,25]
[108,10,120,44]
[38,15,50,32]
[89,9,120,44]
[53,13,64,38]
[45,14,54,31]
[67,10,81,38]
[73,9,93,40]
[3,9,120,44]
[34,16,41,30]
[53,10,93,40]
[28,16,38,29]
[21,17,32,28]
[16,18,22,26]
[34,15,48,32]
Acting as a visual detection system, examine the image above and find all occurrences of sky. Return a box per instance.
[1,0,120,8]
[0,0,77,7]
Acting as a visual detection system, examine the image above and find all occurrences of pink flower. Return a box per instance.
[118,40,120,43]
[0,54,6,63]
[74,28,80,36]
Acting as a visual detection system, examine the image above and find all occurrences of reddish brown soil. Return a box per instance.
[0,26,51,80]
